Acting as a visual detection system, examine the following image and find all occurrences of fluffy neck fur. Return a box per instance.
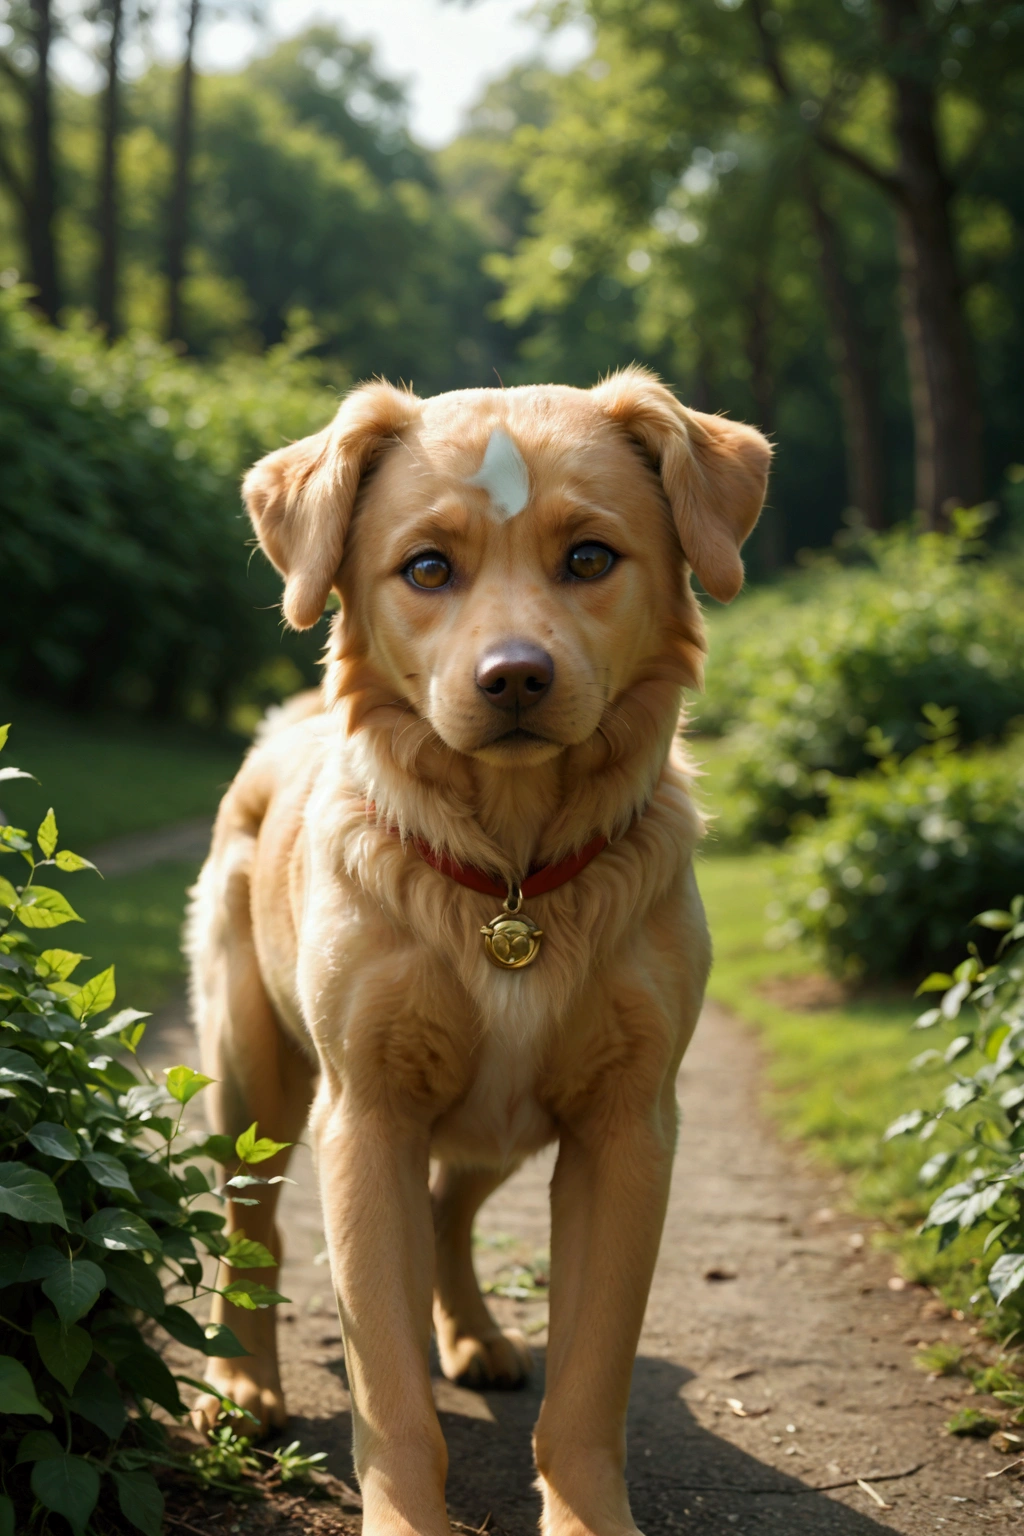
[321,608,705,886]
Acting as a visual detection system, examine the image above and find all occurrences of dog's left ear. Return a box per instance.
[591,367,771,602]
[243,381,422,629]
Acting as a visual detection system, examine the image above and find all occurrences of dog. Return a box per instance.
[187,367,769,1536]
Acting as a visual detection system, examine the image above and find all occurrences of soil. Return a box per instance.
[145,991,1024,1535]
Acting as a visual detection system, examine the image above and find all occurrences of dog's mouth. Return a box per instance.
[492,728,550,746]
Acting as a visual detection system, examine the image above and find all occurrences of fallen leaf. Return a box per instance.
[856,1479,893,1510]
[726,1398,770,1418]
[704,1266,738,1282]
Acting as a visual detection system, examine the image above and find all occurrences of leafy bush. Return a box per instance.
[698,521,1024,842]
[774,724,1024,977]
[0,290,334,724]
[883,900,1024,1332]
[0,724,291,1535]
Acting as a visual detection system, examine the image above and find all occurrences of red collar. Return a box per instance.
[414,833,608,899]
[366,803,607,898]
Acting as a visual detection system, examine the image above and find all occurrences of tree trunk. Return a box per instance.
[27,0,60,320]
[96,0,124,336]
[879,0,984,527]
[804,175,887,529]
[746,274,784,571]
[166,0,201,344]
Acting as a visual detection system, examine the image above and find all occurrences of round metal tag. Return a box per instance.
[480,911,543,970]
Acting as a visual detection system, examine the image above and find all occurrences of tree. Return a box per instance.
[0,0,61,318]
[166,0,200,343]
[95,0,125,335]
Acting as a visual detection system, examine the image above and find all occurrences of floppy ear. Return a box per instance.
[591,366,771,602]
[243,381,422,629]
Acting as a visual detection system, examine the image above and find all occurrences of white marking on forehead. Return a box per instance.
[466,428,530,521]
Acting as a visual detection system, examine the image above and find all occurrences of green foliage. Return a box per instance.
[0,289,331,723]
[0,725,291,1534]
[700,522,1024,843]
[883,902,1024,1329]
[776,729,1024,977]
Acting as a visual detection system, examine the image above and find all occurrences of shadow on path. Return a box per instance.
[279,1344,903,1536]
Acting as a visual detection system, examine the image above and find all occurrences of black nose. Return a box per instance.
[475,641,554,709]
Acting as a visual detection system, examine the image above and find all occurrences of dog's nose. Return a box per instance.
[475,641,554,709]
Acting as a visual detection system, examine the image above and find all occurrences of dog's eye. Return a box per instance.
[405,553,452,590]
[567,543,615,581]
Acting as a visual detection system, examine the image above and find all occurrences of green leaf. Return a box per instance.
[165,1064,214,1105]
[116,1347,185,1414]
[54,849,98,873]
[68,1369,128,1438]
[42,1258,106,1325]
[38,949,88,982]
[16,1429,63,1462]
[0,1496,11,1536]
[182,1131,236,1164]
[235,1120,292,1164]
[68,965,116,1021]
[883,1109,927,1142]
[0,723,8,751]
[103,1253,165,1315]
[91,1006,150,1041]
[27,1121,81,1160]
[989,1252,1024,1305]
[221,1277,291,1310]
[32,1309,92,1394]
[36,809,57,859]
[223,1229,278,1268]
[201,1322,251,1358]
[915,971,953,996]
[0,1162,68,1228]
[158,1304,210,1352]
[84,1207,161,1254]
[974,910,1014,930]
[0,875,17,910]
[113,1468,164,1536]
[16,885,83,928]
[31,1453,100,1536]
[0,1354,53,1421]
[0,1047,47,1088]
[82,1151,136,1194]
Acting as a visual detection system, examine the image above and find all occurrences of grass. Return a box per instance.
[692,736,973,1282]
[0,705,238,1014]
[67,859,201,1014]
[0,706,241,849]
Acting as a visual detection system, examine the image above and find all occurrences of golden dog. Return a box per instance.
[188,368,769,1536]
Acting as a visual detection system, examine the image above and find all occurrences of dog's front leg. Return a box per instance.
[535,1085,678,1536]
[315,1089,450,1536]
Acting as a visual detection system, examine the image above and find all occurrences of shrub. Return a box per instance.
[698,520,1024,843]
[0,290,335,724]
[774,726,1024,977]
[883,900,1024,1332]
[0,724,290,1535]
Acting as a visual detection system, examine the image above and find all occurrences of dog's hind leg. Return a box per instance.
[187,836,315,1436]
[431,1163,533,1389]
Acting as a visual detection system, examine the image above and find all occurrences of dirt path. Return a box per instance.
[148,995,1022,1534]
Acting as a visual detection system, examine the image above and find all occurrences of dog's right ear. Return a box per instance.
[243,381,421,630]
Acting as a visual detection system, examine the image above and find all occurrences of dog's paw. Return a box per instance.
[438,1327,532,1390]
[190,1366,288,1438]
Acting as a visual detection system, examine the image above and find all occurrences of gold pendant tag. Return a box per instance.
[481,881,543,970]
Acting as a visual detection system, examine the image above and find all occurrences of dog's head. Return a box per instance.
[244,369,770,767]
